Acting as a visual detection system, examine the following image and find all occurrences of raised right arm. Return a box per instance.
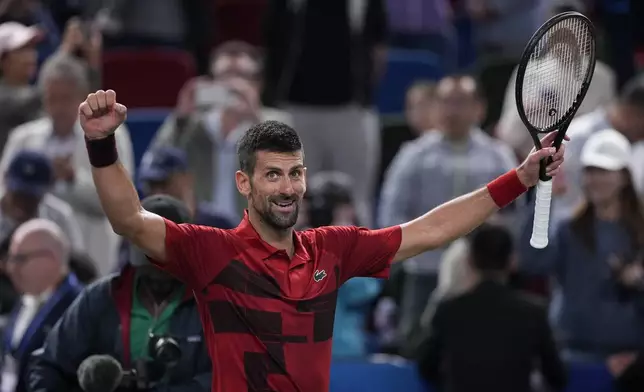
[79,90,170,263]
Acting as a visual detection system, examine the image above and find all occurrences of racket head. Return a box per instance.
[515,11,596,144]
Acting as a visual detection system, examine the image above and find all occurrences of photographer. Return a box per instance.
[28,195,211,392]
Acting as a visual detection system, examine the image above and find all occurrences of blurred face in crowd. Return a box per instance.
[405,84,436,135]
[582,167,628,207]
[211,50,260,84]
[239,151,306,231]
[2,190,42,224]
[612,104,644,142]
[5,232,60,295]
[435,76,484,139]
[43,77,85,134]
[1,44,38,84]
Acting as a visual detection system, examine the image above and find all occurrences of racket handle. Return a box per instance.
[530,180,553,249]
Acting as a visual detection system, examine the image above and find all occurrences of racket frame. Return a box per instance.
[514,11,597,181]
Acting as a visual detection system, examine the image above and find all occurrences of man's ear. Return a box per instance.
[236,170,251,198]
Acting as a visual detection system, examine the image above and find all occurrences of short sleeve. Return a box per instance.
[151,218,234,291]
[320,225,402,282]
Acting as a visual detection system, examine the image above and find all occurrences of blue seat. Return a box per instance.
[375,49,443,115]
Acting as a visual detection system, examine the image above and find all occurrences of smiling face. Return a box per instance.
[236,150,306,231]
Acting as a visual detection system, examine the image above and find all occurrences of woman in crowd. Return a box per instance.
[519,128,644,361]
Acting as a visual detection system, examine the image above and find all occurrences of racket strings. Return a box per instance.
[521,17,594,131]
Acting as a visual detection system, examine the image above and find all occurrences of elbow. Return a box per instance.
[110,214,143,237]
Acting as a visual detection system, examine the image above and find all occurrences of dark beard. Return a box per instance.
[256,200,300,230]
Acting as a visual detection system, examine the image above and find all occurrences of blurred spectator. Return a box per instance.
[0,219,82,392]
[29,196,211,391]
[0,0,61,68]
[0,151,83,253]
[496,0,617,160]
[467,0,549,130]
[0,22,44,151]
[405,80,438,137]
[57,17,103,90]
[378,75,517,342]
[149,73,262,223]
[89,0,212,75]
[0,53,134,276]
[417,223,567,392]
[138,147,236,229]
[387,0,456,72]
[554,75,644,228]
[375,80,437,202]
[302,172,382,359]
[520,129,644,360]
[262,0,388,227]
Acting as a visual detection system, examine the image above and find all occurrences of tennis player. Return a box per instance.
[79,89,565,392]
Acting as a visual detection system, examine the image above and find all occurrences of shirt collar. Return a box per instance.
[22,288,53,307]
[234,210,310,268]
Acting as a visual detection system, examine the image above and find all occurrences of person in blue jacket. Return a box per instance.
[28,195,212,391]
[519,128,644,361]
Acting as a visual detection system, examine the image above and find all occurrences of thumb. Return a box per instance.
[114,103,127,116]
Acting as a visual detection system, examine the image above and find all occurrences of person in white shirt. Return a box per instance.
[0,219,82,392]
[0,53,134,276]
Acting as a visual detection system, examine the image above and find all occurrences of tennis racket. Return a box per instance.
[515,11,596,249]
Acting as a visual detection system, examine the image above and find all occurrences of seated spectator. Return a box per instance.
[0,151,83,254]
[0,22,44,151]
[0,219,82,392]
[28,195,211,392]
[0,53,134,276]
[302,172,382,359]
[417,223,567,392]
[519,129,644,360]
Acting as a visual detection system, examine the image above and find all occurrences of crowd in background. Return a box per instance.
[0,0,642,391]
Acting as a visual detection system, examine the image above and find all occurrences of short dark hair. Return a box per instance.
[237,121,303,174]
[468,223,513,272]
[619,74,644,108]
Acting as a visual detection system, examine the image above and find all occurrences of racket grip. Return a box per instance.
[530,180,553,249]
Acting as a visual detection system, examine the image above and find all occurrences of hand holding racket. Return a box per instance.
[515,11,596,248]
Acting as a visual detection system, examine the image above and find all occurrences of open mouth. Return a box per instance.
[272,200,295,211]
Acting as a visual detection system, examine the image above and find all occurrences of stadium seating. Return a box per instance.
[102,49,196,108]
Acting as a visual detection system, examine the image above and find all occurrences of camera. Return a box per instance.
[147,333,182,368]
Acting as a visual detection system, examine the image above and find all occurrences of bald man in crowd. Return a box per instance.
[0,219,82,392]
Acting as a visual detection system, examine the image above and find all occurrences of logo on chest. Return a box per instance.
[313,269,327,282]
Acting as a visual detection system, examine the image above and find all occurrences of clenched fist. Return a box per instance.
[79,90,127,140]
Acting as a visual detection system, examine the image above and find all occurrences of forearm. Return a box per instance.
[90,161,141,235]
[396,170,526,262]
[397,188,497,261]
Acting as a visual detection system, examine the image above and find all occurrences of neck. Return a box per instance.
[248,208,295,256]
[594,200,621,221]
[478,271,509,284]
[442,128,470,143]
